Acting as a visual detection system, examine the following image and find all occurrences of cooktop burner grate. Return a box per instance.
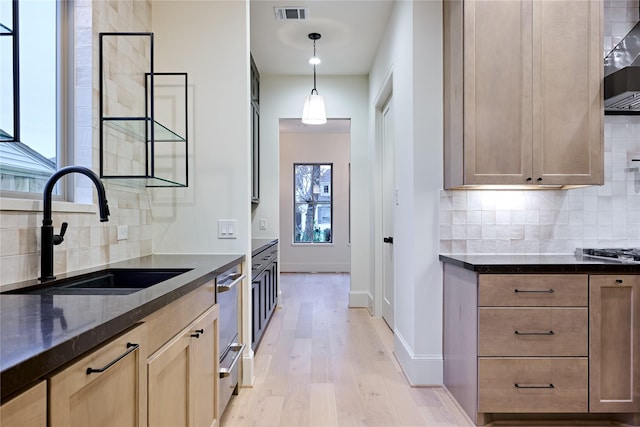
[579,248,640,263]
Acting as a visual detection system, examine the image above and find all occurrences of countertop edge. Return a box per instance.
[1,254,244,400]
[439,254,640,273]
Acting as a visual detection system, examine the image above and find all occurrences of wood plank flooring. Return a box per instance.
[220,273,473,427]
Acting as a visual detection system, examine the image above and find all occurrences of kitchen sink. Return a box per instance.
[2,268,192,296]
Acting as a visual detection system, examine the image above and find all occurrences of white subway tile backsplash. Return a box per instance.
[0,0,153,285]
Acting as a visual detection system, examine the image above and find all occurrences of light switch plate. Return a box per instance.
[259,219,267,230]
[218,220,238,239]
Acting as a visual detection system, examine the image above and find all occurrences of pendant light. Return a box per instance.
[302,33,327,125]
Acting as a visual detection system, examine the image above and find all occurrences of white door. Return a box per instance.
[381,97,394,329]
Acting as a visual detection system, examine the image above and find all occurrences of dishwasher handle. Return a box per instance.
[219,343,246,378]
[217,273,246,293]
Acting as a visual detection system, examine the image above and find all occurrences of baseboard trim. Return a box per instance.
[394,330,443,386]
[280,263,350,273]
[241,348,255,387]
[349,290,370,308]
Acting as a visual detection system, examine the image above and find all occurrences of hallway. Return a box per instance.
[220,273,472,426]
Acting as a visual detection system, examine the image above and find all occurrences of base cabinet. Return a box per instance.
[251,241,278,350]
[590,275,640,413]
[147,305,219,427]
[443,266,640,426]
[0,381,46,427]
[49,325,146,427]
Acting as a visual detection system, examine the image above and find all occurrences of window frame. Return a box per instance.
[0,0,70,201]
[293,162,333,245]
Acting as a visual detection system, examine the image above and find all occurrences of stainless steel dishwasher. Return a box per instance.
[216,265,246,414]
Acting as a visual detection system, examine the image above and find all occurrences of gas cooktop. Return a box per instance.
[578,248,640,263]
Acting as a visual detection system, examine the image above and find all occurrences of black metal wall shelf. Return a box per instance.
[99,32,188,187]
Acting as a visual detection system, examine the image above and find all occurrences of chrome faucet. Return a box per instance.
[40,166,110,281]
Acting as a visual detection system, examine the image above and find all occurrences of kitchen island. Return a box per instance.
[0,254,243,402]
[441,254,640,426]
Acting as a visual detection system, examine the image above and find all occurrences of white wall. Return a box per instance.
[150,1,251,258]
[254,74,371,308]
[369,0,444,385]
[279,132,351,272]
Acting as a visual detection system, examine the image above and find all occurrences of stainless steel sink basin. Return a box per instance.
[3,268,192,295]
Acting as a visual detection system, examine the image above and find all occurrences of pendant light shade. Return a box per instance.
[302,33,327,125]
[302,93,327,125]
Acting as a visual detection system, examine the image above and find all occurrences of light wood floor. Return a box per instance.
[220,273,474,427]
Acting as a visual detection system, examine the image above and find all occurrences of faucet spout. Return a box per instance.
[40,166,110,281]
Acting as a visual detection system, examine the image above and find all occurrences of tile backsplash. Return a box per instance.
[0,0,153,285]
[440,114,640,255]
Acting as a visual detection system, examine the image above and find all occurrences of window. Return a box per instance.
[294,163,332,243]
[0,0,60,195]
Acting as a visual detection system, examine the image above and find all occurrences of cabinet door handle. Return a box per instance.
[514,288,555,294]
[515,383,554,389]
[191,328,205,338]
[514,330,555,336]
[86,343,139,375]
[616,279,624,284]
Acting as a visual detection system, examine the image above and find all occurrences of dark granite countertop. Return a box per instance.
[440,254,640,274]
[251,238,278,257]
[0,253,244,400]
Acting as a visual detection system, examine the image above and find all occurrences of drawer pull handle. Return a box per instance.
[86,343,139,375]
[515,383,555,389]
[191,328,205,338]
[514,288,555,294]
[616,279,624,284]
[514,330,555,336]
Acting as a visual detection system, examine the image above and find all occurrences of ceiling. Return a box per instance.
[250,0,395,76]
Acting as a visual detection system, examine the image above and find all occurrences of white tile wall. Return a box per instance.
[0,0,153,286]
[440,117,640,254]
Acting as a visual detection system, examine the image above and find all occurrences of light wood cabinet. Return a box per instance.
[49,325,146,427]
[147,304,219,427]
[444,267,640,425]
[0,381,46,427]
[444,0,603,188]
[589,275,640,413]
[476,274,589,418]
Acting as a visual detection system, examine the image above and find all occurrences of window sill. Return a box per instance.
[0,197,97,214]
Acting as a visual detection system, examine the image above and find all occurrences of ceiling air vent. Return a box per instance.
[274,7,308,21]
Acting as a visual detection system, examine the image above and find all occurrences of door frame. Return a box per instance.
[373,69,393,319]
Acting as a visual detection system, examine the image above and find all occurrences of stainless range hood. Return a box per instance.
[605,21,640,114]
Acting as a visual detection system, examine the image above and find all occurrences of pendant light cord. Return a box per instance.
[311,38,318,95]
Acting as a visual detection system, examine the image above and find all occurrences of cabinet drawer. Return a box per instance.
[478,358,588,413]
[479,308,587,356]
[144,279,216,353]
[479,274,588,307]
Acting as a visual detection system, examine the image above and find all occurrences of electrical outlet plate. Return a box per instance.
[117,225,128,241]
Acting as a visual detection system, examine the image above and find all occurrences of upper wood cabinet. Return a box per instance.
[444,0,603,189]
